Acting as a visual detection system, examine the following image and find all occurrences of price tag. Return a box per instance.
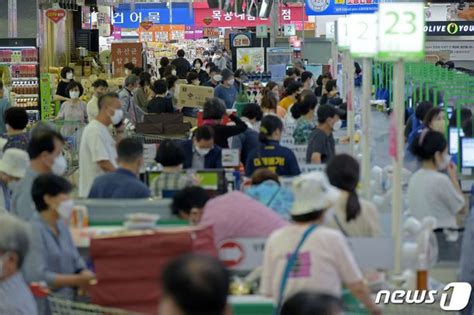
[349,14,377,58]
[377,2,425,61]
[256,25,268,38]
[336,17,350,50]
[284,24,296,37]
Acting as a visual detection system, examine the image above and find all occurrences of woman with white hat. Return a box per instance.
[0,149,30,211]
[260,172,381,315]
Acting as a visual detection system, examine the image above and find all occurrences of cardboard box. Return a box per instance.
[177,84,214,109]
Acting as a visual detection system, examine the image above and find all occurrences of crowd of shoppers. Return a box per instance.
[1,51,468,315]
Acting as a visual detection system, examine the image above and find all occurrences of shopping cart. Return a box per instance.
[53,120,86,175]
[48,295,143,315]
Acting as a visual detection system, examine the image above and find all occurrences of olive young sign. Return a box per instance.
[425,21,474,37]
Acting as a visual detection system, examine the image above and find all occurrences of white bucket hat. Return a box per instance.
[0,149,30,178]
[291,172,340,216]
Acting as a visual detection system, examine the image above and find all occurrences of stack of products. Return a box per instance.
[136,113,192,135]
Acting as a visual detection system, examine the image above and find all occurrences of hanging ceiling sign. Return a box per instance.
[424,21,474,36]
[46,9,67,24]
[349,13,377,58]
[306,0,392,16]
[112,3,194,28]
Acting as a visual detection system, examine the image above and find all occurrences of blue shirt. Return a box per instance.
[245,140,301,177]
[0,272,38,315]
[11,167,39,221]
[88,168,151,199]
[214,84,238,109]
[23,216,86,314]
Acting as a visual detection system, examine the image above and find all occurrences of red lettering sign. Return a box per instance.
[45,9,66,24]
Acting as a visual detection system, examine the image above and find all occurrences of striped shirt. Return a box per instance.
[0,272,38,315]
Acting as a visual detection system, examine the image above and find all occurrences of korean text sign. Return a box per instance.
[111,42,143,77]
[112,3,193,28]
[306,0,391,16]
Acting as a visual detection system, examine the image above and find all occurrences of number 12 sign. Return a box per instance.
[349,14,377,58]
[377,2,425,61]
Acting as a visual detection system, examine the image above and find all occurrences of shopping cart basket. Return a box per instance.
[129,132,189,145]
[48,295,143,315]
[54,120,85,175]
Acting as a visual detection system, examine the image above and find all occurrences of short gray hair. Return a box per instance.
[124,74,139,88]
[0,213,30,267]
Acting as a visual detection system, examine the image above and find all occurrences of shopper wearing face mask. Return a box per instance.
[191,58,209,84]
[55,67,82,104]
[245,115,300,177]
[231,103,263,165]
[0,213,37,315]
[171,49,192,79]
[118,75,140,124]
[57,81,87,136]
[123,62,135,77]
[213,49,228,71]
[79,93,123,197]
[0,149,30,211]
[23,174,95,315]
[424,107,447,134]
[181,126,222,170]
[10,130,65,221]
[408,130,466,229]
[88,138,150,199]
[214,69,238,109]
[186,72,200,86]
[87,79,108,121]
[292,94,318,145]
[261,172,381,315]
[203,67,222,88]
[279,82,303,112]
[306,105,345,165]
[3,107,29,152]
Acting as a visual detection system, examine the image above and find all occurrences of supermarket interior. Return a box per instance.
[2,0,474,314]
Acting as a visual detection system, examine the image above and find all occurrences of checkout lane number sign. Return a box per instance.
[349,13,377,58]
[377,2,425,61]
[336,17,350,50]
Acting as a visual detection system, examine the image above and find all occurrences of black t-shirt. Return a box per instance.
[147,96,174,114]
[306,128,336,164]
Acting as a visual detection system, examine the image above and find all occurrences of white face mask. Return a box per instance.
[437,153,451,171]
[195,146,211,156]
[69,91,80,99]
[228,79,235,85]
[195,64,201,70]
[216,55,222,59]
[57,199,74,219]
[52,155,67,176]
[171,70,177,76]
[193,80,200,86]
[214,75,222,82]
[66,72,74,80]
[125,69,131,76]
[111,109,124,125]
[332,119,342,131]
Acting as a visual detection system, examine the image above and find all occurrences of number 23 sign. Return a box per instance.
[377,2,425,61]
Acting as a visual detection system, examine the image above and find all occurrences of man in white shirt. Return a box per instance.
[79,92,124,197]
[87,79,109,121]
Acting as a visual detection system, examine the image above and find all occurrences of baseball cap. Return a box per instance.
[0,148,30,178]
[291,172,340,216]
[317,104,345,122]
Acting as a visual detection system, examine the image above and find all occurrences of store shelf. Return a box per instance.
[0,61,38,65]
[11,77,38,80]
[13,94,38,97]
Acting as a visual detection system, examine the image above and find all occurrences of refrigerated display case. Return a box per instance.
[0,38,40,122]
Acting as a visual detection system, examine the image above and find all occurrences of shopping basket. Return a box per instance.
[48,295,143,315]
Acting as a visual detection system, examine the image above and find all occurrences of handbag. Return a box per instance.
[274,224,318,315]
